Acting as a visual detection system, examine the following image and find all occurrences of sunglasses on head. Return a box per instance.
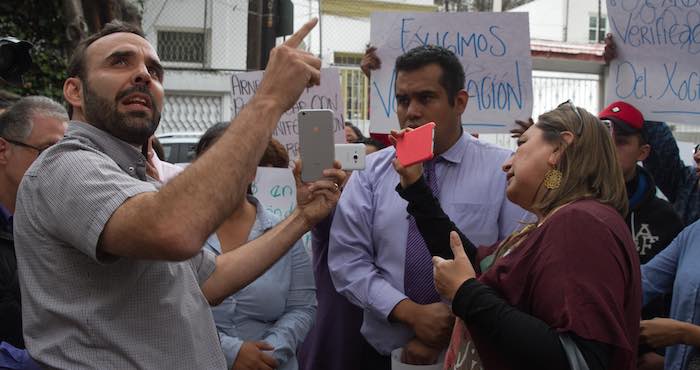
[557,100,612,136]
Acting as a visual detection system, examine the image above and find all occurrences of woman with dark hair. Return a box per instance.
[393,102,640,370]
[344,122,365,143]
[196,123,315,370]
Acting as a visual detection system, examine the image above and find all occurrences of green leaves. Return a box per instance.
[1,0,69,102]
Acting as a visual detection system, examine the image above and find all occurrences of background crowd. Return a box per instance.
[1,15,700,370]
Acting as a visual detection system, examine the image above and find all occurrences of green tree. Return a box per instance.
[0,0,143,101]
[1,1,69,101]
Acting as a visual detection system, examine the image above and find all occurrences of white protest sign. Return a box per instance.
[251,167,312,250]
[369,12,533,134]
[231,68,346,160]
[605,1,700,124]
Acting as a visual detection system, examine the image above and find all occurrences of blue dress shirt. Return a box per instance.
[328,132,531,355]
[642,220,700,370]
[204,197,316,370]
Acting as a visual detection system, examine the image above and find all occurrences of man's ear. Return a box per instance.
[454,90,468,115]
[638,143,651,162]
[63,77,83,113]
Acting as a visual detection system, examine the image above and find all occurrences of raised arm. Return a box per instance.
[642,121,697,204]
[99,19,322,261]
[392,157,478,263]
[201,163,345,305]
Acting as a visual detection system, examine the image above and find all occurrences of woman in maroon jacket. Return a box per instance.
[393,102,641,370]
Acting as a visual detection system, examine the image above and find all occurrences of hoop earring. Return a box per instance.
[543,168,562,190]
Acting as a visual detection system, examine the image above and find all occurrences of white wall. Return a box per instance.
[566,0,607,44]
[142,0,248,70]
[291,0,433,64]
[510,0,607,44]
[319,15,370,63]
[510,0,564,41]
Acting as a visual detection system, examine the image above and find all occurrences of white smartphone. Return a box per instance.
[298,109,335,182]
[335,143,366,170]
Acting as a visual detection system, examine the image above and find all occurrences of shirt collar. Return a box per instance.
[64,121,148,181]
[438,130,470,164]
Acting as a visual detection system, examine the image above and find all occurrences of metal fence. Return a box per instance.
[144,0,700,153]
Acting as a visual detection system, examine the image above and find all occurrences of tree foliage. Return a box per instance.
[0,0,142,102]
[0,1,69,101]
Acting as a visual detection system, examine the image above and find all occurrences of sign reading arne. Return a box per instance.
[369,12,534,134]
[605,0,700,124]
[231,68,346,160]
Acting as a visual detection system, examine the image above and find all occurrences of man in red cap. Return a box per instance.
[599,101,682,264]
[598,100,683,329]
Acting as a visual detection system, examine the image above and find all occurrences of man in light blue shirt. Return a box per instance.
[641,220,700,370]
[328,46,529,368]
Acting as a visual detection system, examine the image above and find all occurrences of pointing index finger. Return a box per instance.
[284,18,318,49]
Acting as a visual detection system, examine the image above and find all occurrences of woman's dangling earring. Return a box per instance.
[543,168,562,190]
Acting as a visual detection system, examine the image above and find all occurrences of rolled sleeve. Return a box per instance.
[189,248,217,287]
[328,170,408,321]
[27,147,155,262]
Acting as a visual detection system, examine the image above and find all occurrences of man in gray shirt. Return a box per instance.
[13,19,341,370]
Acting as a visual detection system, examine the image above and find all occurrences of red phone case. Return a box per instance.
[396,122,435,167]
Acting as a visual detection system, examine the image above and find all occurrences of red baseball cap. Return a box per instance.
[598,101,644,134]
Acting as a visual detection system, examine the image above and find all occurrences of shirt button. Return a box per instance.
[128,166,135,172]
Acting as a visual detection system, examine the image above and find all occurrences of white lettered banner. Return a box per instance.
[369,12,533,134]
[231,68,346,161]
[251,167,312,251]
[605,0,700,124]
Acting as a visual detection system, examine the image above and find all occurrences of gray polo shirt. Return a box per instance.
[14,121,227,369]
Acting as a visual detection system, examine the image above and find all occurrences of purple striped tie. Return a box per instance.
[404,159,441,305]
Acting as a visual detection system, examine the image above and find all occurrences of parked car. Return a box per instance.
[156,132,202,165]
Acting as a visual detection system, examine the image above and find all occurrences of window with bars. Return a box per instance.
[157,31,205,64]
[588,16,607,43]
[334,53,369,124]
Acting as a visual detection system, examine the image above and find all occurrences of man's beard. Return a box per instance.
[83,82,161,146]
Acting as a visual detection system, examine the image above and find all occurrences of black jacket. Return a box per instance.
[0,213,23,348]
[627,165,683,323]
[626,165,683,264]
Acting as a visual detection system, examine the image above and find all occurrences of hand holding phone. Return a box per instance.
[298,109,335,182]
[394,122,435,167]
[335,143,366,170]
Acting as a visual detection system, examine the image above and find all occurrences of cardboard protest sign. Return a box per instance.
[231,68,346,160]
[605,0,700,124]
[369,12,533,134]
[251,167,311,250]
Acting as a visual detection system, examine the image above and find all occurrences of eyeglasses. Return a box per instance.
[0,136,49,154]
[557,100,584,136]
[694,144,700,155]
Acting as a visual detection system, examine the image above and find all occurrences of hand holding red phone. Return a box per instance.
[390,123,435,188]
[392,122,435,167]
